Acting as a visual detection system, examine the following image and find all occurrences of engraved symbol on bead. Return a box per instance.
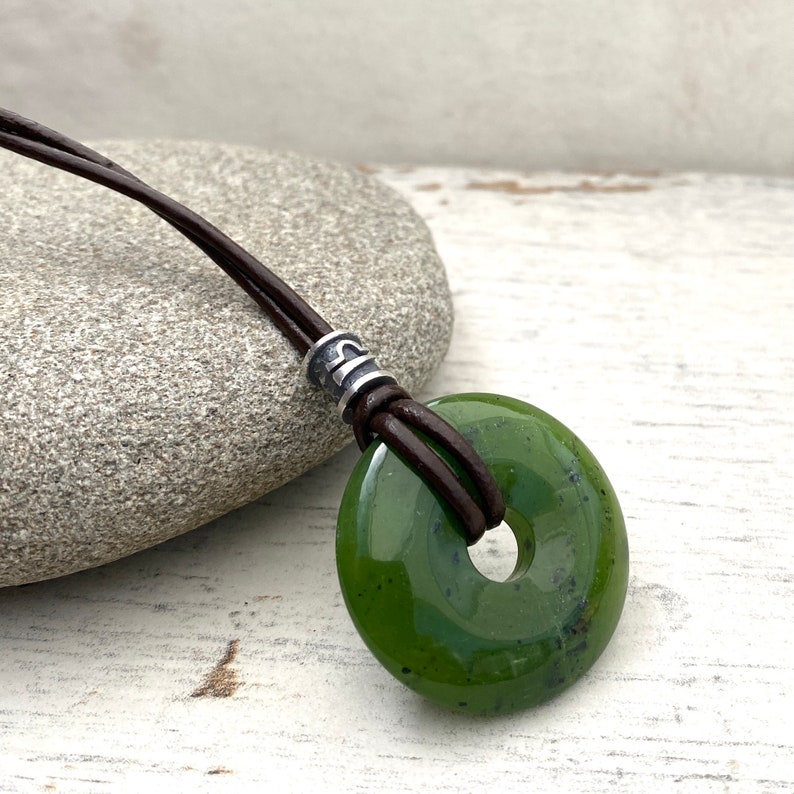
[304,331,397,423]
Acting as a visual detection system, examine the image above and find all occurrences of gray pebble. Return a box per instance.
[0,142,452,586]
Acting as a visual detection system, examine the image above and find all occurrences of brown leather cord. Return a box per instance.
[387,398,506,528]
[368,411,487,544]
[0,110,331,354]
[0,107,505,544]
[0,113,321,348]
[351,384,506,541]
[351,383,413,450]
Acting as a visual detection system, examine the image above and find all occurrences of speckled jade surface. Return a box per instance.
[337,393,629,715]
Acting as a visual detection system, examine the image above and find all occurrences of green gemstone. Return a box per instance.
[336,393,629,715]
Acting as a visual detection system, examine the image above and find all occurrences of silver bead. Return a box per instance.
[303,330,397,423]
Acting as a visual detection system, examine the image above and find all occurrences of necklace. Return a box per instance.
[0,108,629,715]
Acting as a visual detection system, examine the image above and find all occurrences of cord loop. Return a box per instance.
[351,383,506,545]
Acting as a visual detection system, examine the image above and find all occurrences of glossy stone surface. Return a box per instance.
[337,393,629,715]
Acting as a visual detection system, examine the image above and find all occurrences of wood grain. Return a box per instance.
[0,169,791,793]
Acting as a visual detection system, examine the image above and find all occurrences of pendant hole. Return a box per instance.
[467,519,519,582]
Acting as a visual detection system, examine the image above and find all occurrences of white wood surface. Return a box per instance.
[1,168,792,793]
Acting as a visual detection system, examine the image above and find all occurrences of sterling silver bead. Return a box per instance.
[303,330,397,423]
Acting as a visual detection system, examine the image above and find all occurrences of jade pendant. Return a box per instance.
[336,393,629,715]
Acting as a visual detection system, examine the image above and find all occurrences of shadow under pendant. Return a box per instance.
[336,393,629,715]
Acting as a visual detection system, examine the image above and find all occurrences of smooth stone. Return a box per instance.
[336,393,629,715]
[0,142,453,587]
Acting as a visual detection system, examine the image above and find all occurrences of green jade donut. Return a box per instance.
[336,393,629,715]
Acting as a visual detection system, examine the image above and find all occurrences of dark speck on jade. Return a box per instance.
[566,640,588,657]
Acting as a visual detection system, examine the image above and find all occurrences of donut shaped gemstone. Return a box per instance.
[336,393,629,715]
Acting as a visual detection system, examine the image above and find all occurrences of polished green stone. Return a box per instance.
[336,393,629,715]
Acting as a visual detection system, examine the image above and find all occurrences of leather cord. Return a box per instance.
[0,110,331,353]
[0,107,505,544]
[353,385,505,543]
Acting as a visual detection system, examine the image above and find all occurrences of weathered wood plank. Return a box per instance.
[0,169,791,792]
